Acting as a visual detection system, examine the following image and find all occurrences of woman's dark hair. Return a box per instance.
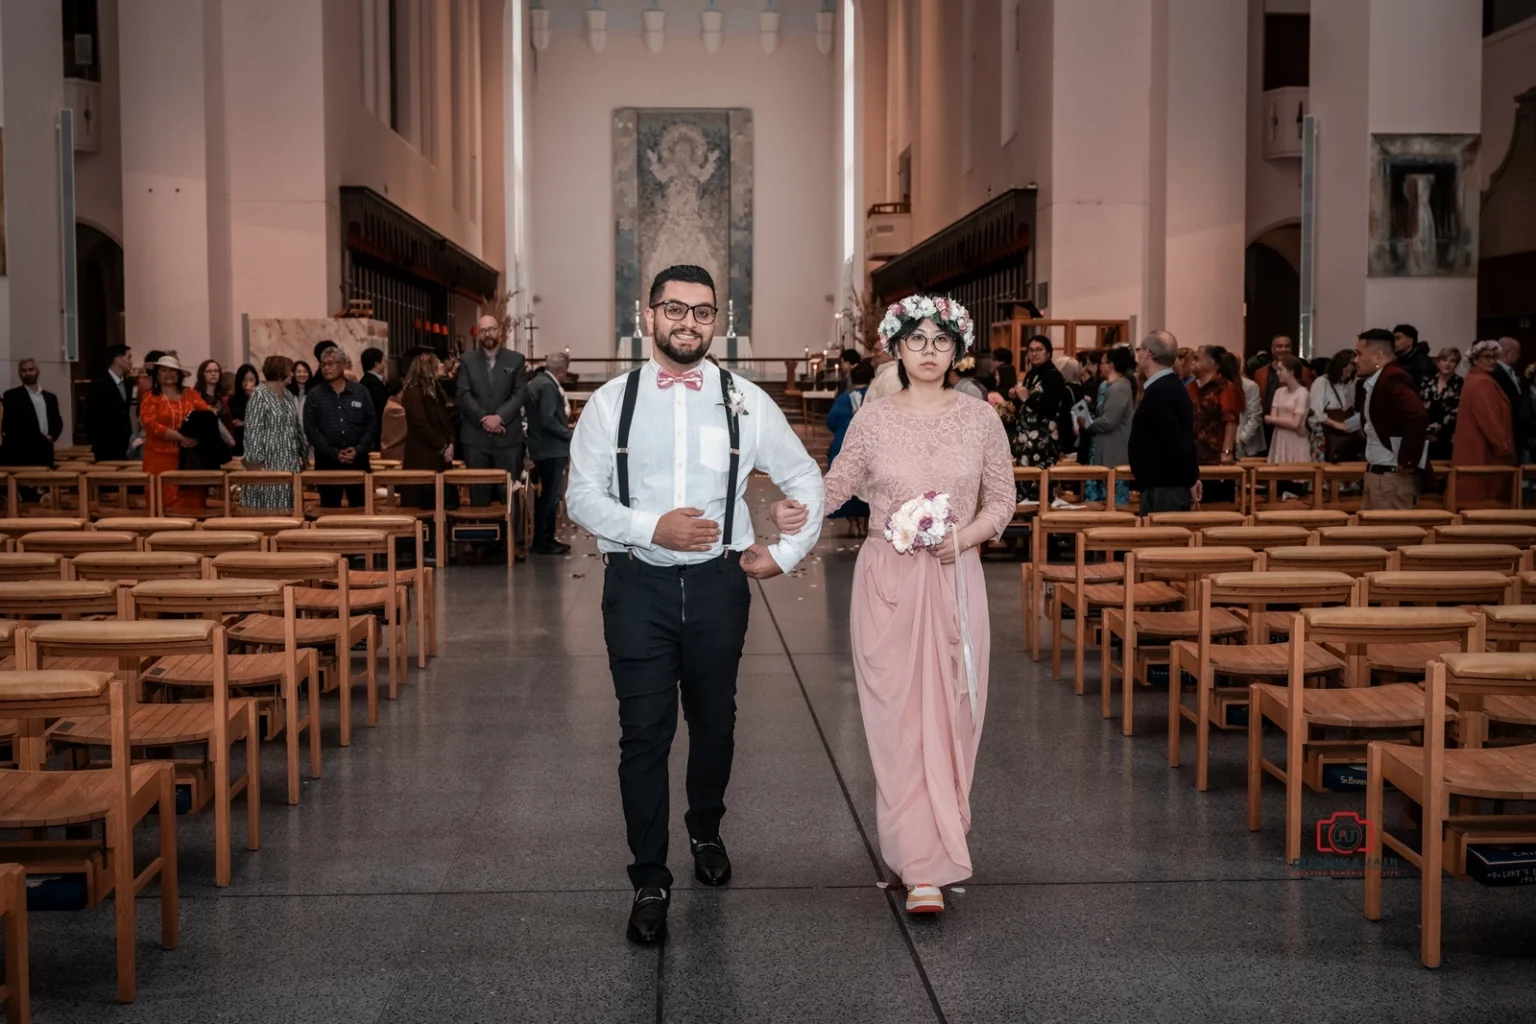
[850,360,876,387]
[262,355,294,382]
[1325,349,1354,384]
[1275,355,1305,382]
[287,359,312,396]
[1104,346,1134,377]
[991,347,1014,366]
[1309,356,1331,379]
[1026,334,1054,358]
[195,359,226,402]
[228,363,259,418]
[1201,345,1239,385]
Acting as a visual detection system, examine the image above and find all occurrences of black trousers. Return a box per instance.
[602,552,751,890]
[463,443,525,543]
[1139,485,1192,515]
[532,457,567,547]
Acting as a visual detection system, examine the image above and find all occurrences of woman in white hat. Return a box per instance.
[139,354,214,512]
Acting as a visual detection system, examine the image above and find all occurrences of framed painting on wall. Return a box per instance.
[1367,133,1480,277]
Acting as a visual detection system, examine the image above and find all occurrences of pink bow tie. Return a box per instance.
[657,368,704,391]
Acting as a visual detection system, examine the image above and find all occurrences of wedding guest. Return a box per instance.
[361,347,389,451]
[949,356,988,401]
[1253,335,1314,447]
[525,351,575,554]
[1393,324,1436,389]
[1237,359,1265,459]
[1176,347,1195,385]
[140,355,212,512]
[1452,339,1516,505]
[240,355,307,510]
[1009,334,1073,469]
[1420,347,1463,461]
[379,383,407,463]
[819,295,1014,916]
[827,360,874,525]
[1313,349,1363,462]
[1187,345,1242,469]
[837,348,861,393]
[1324,329,1428,510]
[1129,330,1199,514]
[195,359,226,410]
[1264,356,1312,464]
[865,349,903,402]
[0,359,63,469]
[991,346,1018,394]
[400,351,454,510]
[225,363,259,455]
[289,359,312,397]
[457,314,528,516]
[1081,346,1134,508]
[303,347,375,508]
[86,344,135,462]
[1496,337,1526,454]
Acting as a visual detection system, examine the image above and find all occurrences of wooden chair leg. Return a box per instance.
[425,567,438,656]
[113,808,136,1002]
[1168,646,1183,768]
[1285,723,1305,865]
[413,580,427,669]
[1021,565,1034,660]
[213,732,231,889]
[1247,687,1264,831]
[1195,667,1213,792]
[337,648,353,748]
[1100,621,1115,719]
[1,865,30,1024]
[1050,588,1065,679]
[1120,631,1137,736]
[1364,742,1384,921]
[285,670,302,805]
[245,702,261,850]
[306,652,323,780]
[1421,780,1445,967]
[1073,598,1088,694]
[365,622,379,727]
[157,766,179,951]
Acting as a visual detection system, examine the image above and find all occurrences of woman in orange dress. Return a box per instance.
[139,355,212,512]
[1451,340,1517,506]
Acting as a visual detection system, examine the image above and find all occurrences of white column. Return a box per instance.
[118,0,218,364]
[1159,0,1248,350]
[1311,0,1482,353]
[0,0,73,437]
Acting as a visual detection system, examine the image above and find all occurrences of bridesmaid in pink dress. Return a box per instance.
[820,296,1015,915]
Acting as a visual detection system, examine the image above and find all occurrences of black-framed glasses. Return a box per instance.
[902,333,956,353]
[652,301,719,325]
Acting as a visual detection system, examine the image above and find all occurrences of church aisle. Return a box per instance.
[17,492,1535,1023]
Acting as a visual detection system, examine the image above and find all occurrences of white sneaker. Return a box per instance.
[905,884,945,914]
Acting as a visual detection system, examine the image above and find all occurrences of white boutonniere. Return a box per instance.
[724,385,749,418]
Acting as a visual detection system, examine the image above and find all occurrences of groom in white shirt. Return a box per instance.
[566,264,824,945]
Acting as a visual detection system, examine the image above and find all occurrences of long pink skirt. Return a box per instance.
[850,537,989,887]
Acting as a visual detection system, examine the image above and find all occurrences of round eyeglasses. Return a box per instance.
[653,301,719,325]
[902,334,957,353]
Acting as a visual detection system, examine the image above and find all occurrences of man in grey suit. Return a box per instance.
[526,351,575,554]
[457,315,529,543]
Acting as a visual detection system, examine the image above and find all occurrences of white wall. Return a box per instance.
[1244,0,1301,243]
[75,0,124,245]
[1482,15,1536,190]
[527,30,838,360]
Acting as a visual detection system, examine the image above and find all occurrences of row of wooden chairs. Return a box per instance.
[1011,461,1536,517]
[0,467,526,567]
[1020,506,1536,969]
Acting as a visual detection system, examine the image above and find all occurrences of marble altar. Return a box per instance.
[244,317,389,373]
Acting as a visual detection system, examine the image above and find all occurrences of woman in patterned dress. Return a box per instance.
[240,355,308,510]
[139,355,213,512]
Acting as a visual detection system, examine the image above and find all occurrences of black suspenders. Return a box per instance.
[614,367,743,549]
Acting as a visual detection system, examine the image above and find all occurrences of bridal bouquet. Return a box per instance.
[884,491,959,554]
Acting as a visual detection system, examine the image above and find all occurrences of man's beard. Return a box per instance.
[654,325,711,366]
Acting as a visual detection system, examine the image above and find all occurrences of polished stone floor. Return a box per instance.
[21,489,1536,1022]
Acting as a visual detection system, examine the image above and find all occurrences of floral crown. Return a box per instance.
[877,295,975,354]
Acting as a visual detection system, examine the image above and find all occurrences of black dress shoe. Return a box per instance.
[626,887,669,945]
[691,837,732,886]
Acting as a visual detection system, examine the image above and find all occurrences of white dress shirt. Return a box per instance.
[1343,369,1426,469]
[567,359,825,571]
[26,386,48,434]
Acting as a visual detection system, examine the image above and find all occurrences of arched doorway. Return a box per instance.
[73,223,124,442]
[1244,223,1300,361]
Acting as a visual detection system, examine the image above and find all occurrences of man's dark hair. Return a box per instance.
[104,344,130,367]
[991,347,1014,366]
[362,347,385,373]
[1359,328,1396,353]
[313,339,338,362]
[1392,323,1418,341]
[850,360,876,387]
[840,348,860,366]
[648,265,715,307]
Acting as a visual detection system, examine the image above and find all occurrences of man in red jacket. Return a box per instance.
[1325,329,1428,510]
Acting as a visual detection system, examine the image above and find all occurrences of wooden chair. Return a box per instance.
[1446,465,1520,512]
[1394,544,1525,576]
[223,470,302,518]
[153,470,228,520]
[1100,546,1260,735]
[301,470,372,519]
[1316,525,1427,551]
[0,665,177,1003]
[16,531,137,557]
[1460,508,1536,527]
[1194,464,1249,513]
[1199,525,1311,550]
[1146,511,1248,530]
[441,469,520,567]
[1170,571,1353,790]
[82,470,154,519]
[1432,523,1536,550]
[314,514,435,665]
[71,552,205,584]
[1263,544,1391,578]
[1022,510,1136,661]
[214,552,377,746]
[7,471,83,518]
[1250,463,1321,511]
[274,529,403,697]
[0,581,121,629]
[1318,462,1367,512]
[1354,508,1459,529]
[1249,606,1482,863]
[1253,509,1350,528]
[0,862,28,1023]
[1055,527,1191,689]
[369,470,444,568]
[95,516,196,549]
[1041,464,1116,511]
[145,530,263,559]
[200,516,304,551]
[1364,654,1536,967]
[1361,570,1515,679]
[0,554,64,583]
[44,614,256,888]
[0,518,87,553]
